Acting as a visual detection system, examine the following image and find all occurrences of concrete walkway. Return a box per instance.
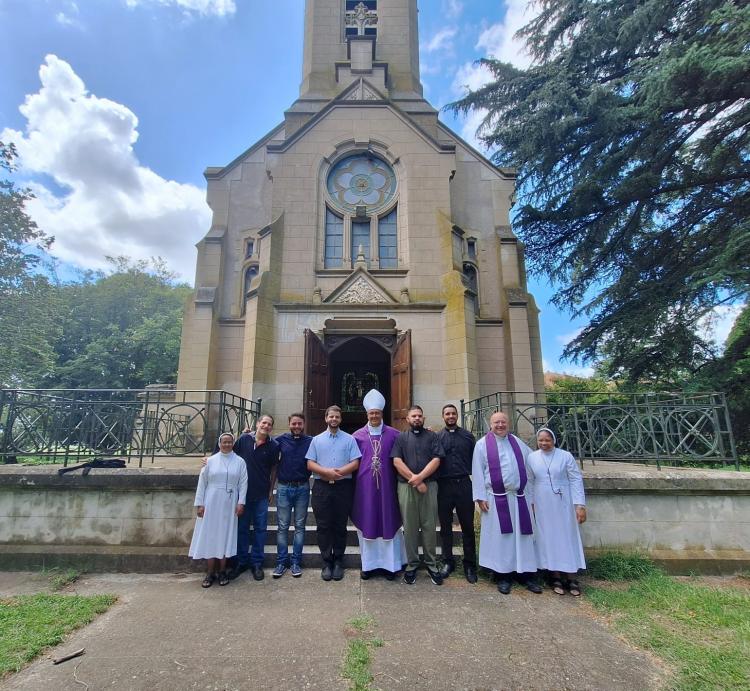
[0,570,664,691]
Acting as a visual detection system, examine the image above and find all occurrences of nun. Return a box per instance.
[527,428,587,595]
[189,432,248,587]
[351,389,406,580]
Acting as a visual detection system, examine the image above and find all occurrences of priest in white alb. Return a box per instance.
[351,389,406,580]
[472,410,542,595]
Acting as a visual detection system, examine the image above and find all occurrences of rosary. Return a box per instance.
[369,434,382,490]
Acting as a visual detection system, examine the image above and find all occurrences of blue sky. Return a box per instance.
[3,0,732,375]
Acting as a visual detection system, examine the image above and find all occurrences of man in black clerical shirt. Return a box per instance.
[436,404,478,583]
[391,405,445,586]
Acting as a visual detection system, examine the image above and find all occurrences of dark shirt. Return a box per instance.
[275,432,313,483]
[233,433,280,502]
[437,426,475,479]
[391,428,445,482]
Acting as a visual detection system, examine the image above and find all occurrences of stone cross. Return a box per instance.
[345,2,378,36]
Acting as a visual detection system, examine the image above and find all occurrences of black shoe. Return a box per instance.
[403,569,417,585]
[321,564,333,581]
[428,569,443,586]
[465,565,478,584]
[332,561,344,581]
[252,566,264,581]
[227,564,248,581]
[526,580,543,594]
[385,571,396,581]
[360,570,371,580]
[439,560,455,579]
[497,580,512,595]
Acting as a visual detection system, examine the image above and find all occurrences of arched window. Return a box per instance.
[325,209,344,268]
[325,152,398,270]
[244,265,259,297]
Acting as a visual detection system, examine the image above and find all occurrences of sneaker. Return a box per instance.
[290,563,302,578]
[272,564,287,579]
[428,569,444,586]
[403,569,417,585]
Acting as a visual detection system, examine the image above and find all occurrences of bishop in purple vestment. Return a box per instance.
[351,389,406,579]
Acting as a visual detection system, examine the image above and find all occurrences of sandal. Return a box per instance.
[551,579,566,596]
[566,579,582,597]
[218,571,230,586]
[201,574,215,588]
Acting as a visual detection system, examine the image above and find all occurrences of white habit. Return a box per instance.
[471,433,538,574]
[189,450,248,560]
[527,448,586,573]
[358,530,407,572]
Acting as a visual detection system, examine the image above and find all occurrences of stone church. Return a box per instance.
[176,0,545,433]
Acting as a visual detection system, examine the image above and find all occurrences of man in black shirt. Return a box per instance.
[437,404,478,583]
[227,414,280,581]
[391,405,445,585]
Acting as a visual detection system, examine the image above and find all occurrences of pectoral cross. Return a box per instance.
[345,2,378,36]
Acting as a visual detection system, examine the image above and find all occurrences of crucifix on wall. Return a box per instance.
[345,2,378,36]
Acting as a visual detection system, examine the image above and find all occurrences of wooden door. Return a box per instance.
[390,330,412,431]
[303,329,329,434]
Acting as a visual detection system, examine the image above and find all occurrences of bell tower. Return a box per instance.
[298,0,423,101]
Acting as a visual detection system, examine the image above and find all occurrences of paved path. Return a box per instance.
[0,570,664,690]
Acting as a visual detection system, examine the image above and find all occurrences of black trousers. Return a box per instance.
[311,479,354,564]
[437,476,477,567]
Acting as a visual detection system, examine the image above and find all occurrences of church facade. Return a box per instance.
[176,0,545,433]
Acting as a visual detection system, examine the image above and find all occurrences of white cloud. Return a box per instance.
[2,55,210,283]
[555,328,584,346]
[698,304,745,351]
[442,0,463,19]
[450,1,541,155]
[124,0,235,16]
[422,27,457,54]
[557,364,596,378]
[55,0,82,28]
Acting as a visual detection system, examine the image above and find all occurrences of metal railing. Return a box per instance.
[0,388,261,467]
[461,391,738,469]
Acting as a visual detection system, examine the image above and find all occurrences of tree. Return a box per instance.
[0,141,52,293]
[450,0,750,382]
[49,257,191,389]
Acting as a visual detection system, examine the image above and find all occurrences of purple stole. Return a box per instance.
[484,433,533,535]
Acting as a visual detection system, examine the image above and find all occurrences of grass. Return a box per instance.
[0,593,116,676]
[587,550,662,580]
[41,567,81,591]
[585,553,750,690]
[342,613,383,691]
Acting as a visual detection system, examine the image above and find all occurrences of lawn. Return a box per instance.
[586,554,750,690]
[0,593,117,676]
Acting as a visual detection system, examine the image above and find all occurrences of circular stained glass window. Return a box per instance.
[326,153,397,214]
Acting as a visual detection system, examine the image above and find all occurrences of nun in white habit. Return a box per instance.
[189,432,248,587]
[527,427,587,596]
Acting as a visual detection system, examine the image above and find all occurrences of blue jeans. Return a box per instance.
[275,482,310,567]
[237,497,269,568]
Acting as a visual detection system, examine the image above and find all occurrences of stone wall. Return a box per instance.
[0,466,747,574]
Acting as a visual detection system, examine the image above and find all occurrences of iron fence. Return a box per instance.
[0,388,262,467]
[460,390,738,469]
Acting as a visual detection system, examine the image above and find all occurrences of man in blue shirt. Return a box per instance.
[271,412,313,579]
[227,414,280,581]
[306,405,361,581]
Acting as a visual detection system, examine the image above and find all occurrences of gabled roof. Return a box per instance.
[324,267,398,305]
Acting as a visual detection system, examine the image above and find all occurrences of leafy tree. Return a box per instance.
[450,0,750,382]
[694,304,750,453]
[0,142,52,292]
[50,258,191,389]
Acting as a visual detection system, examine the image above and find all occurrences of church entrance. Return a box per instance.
[303,328,412,435]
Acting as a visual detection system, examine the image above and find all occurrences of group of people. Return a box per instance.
[188,391,587,596]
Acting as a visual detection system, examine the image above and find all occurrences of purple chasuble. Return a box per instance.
[351,425,402,540]
[484,433,533,535]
